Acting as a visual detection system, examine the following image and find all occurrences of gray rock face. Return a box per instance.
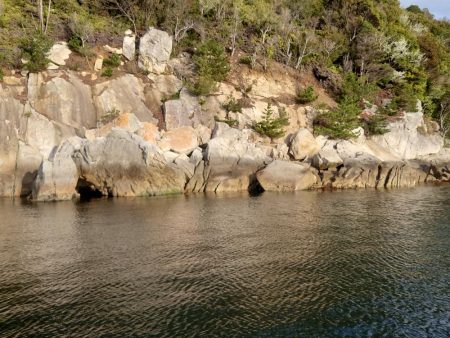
[204,123,271,192]
[0,88,27,196]
[14,142,43,198]
[94,74,157,124]
[371,112,444,160]
[163,88,206,130]
[289,128,320,161]
[73,129,185,197]
[257,160,318,191]
[139,28,172,74]
[123,30,136,60]
[28,72,97,129]
[32,137,82,201]
[24,107,78,160]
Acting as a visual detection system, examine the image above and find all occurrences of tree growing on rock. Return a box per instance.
[253,104,290,140]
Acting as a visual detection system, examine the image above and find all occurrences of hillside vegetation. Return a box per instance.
[0,0,449,137]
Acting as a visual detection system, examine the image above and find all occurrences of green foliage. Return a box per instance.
[239,55,252,65]
[253,104,289,140]
[0,68,3,82]
[361,114,389,136]
[187,76,216,96]
[296,86,318,104]
[19,32,53,72]
[222,97,243,114]
[68,35,93,57]
[189,39,230,95]
[101,67,113,77]
[214,116,238,127]
[339,73,378,105]
[103,53,121,68]
[314,100,360,140]
[391,82,419,112]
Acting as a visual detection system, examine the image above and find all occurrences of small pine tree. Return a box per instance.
[296,86,318,104]
[314,100,360,139]
[253,104,290,140]
[188,40,230,95]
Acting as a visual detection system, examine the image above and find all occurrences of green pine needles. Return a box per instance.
[253,104,290,140]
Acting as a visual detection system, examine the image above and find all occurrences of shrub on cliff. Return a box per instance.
[314,100,360,140]
[19,32,53,72]
[253,104,290,140]
[296,86,318,104]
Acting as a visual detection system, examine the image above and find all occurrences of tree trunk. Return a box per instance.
[38,0,44,32]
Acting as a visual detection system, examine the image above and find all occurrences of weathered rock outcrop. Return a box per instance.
[371,112,444,160]
[32,138,82,201]
[202,123,271,192]
[73,129,185,197]
[94,74,157,124]
[257,161,318,191]
[139,28,172,74]
[28,72,97,129]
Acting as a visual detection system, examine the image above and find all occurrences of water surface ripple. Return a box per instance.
[0,186,449,337]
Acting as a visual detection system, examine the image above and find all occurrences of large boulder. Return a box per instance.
[204,123,271,192]
[94,74,157,124]
[32,137,82,201]
[138,28,172,74]
[73,129,185,197]
[289,128,320,160]
[371,112,444,160]
[28,71,97,129]
[257,160,318,191]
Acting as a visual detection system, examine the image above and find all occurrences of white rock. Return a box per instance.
[123,33,136,61]
[104,45,123,55]
[47,42,71,70]
[289,128,320,161]
[138,28,172,74]
[94,57,103,71]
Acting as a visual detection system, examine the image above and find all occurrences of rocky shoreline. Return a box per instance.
[1,28,449,201]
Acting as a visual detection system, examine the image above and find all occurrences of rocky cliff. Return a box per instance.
[0,29,448,201]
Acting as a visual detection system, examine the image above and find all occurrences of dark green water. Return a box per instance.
[1,186,449,337]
